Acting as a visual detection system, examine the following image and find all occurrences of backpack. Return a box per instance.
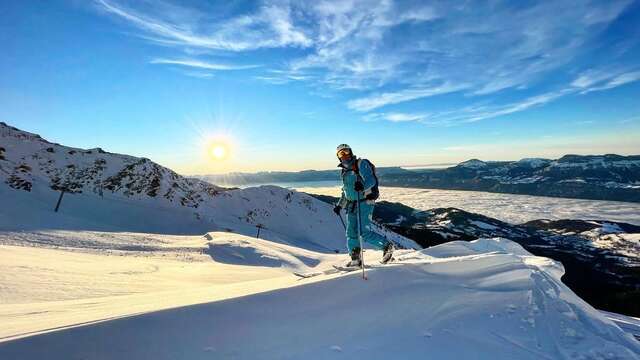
[343,159,380,200]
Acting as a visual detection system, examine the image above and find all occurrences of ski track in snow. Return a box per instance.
[297,186,640,225]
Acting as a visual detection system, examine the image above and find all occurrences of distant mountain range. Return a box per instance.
[310,193,640,317]
[382,156,640,202]
[196,166,412,186]
[198,154,640,202]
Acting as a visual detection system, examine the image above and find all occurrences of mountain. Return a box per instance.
[381,154,640,202]
[196,166,412,187]
[0,122,226,204]
[313,193,640,317]
[198,154,640,202]
[0,121,382,252]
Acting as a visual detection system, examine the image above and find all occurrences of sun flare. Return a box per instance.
[207,143,229,161]
[211,145,226,159]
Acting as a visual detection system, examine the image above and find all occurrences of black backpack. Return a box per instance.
[344,159,379,200]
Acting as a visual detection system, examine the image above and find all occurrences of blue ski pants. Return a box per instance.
[345,200,389,253]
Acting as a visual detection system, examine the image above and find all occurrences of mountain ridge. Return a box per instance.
[197,153,640,202]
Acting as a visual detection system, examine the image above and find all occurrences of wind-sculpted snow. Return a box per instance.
[299,186,640,225]
[204,232,323,268]
[1,238,638,359]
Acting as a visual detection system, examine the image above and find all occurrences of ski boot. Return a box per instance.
[381,242,395,264]
[345,247,362,267]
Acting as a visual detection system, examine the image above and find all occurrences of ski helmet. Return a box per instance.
[336,144,353,158]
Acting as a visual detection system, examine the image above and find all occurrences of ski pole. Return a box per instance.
[336,211,346,230]
[356,191,367,280]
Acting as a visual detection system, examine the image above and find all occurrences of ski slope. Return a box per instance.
[1,238,639,359]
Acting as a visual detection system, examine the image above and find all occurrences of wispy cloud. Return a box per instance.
[571,66,640,88]
[96,0,312,51]
[182,71,214,79]
[150,58,260,71]
[348,83,469,112]
[363,90,571,126]
[95,0,639,124]
[363,112,430,123]
[577,70,640,94]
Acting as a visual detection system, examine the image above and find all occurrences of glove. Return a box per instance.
[365,193,376,201]
[354,180,364,192]
[333,205,342,215]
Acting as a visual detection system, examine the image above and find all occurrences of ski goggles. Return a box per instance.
[337,149,351,158]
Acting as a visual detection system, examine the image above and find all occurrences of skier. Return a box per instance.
[333,144,394,267]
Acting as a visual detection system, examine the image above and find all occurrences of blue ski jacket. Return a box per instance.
[337,158,377,207]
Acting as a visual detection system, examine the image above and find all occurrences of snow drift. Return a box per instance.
[1,238,638,359]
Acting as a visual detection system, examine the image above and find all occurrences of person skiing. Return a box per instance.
[333,144,394,267]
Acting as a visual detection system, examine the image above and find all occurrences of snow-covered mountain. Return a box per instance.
[382,154,640,202]
[197,153,640,202]
[1,122,391,253]
[0,122,226,204]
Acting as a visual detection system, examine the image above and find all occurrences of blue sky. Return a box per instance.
[1,0,639,174]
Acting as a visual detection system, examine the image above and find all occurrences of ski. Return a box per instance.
[293,264,373,279]
[332,264,365,272]
[293,267,342,279]
[294,261,393,279]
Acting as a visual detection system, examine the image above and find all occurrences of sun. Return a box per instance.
[208,143,229,160]
[211,145,226,159]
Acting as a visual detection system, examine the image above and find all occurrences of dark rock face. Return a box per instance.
[380,155,640,202]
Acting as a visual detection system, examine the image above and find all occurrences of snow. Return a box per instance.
[516,158,551,168]
[601,310,640,341]
[558,178,588,184]
[482,175,548,184]
[469,220,499,230]
[1,238,638,359]
[390,214,406,225]
[550,157,640,169]
[589,233,640,261]
[0,237,300,341]
[601,222,625,233]
[0,180,353,253]
[298,186,640,225]
[458,159,487,169]
[605,181,640,189]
